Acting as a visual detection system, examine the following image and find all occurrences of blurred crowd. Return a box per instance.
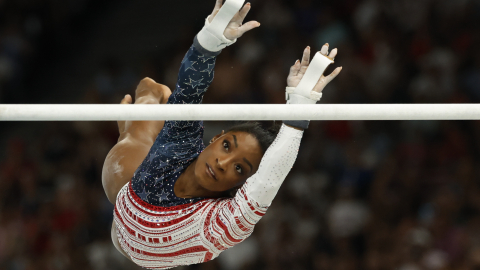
[1,0,480,269]
[0,0,99,103]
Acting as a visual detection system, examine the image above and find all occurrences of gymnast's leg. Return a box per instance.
[102,77,171,205]
[103,78,171,259]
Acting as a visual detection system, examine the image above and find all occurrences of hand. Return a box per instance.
[208,0,260,40]
[287,44,342,92]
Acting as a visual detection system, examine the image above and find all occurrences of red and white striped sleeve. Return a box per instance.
[202,124,304,250]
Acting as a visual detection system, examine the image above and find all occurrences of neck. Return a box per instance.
[174,159,223,198]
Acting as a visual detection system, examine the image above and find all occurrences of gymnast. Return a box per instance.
[101,0,342,268]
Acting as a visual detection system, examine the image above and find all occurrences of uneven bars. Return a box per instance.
[0,104,479,121]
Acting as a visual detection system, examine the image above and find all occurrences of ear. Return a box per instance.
[209,130,225,144]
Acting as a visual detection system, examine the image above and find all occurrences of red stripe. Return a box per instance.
[128,183,203,212]
[215,215,242,244]
[123,204,202,229]
[204,252,213,262]
[129,245,208,258]
[235,217,250,232]
[254,211,265,216]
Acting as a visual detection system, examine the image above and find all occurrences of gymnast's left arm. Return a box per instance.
[203,45,342,251]
[168,0,260,105]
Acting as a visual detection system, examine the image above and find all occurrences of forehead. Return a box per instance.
[226,131,262,154]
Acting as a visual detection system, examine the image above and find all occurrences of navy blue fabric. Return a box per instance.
[131,40,217,207]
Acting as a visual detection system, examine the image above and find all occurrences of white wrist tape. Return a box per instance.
[197,0,245,52]
[286,52,334,104]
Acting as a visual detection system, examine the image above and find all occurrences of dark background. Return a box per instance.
[1,0,480,269]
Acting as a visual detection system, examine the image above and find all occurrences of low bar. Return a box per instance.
[0,104,479,121]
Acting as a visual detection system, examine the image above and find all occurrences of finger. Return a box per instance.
[210,9,220,22]
[289,60,301,76]
[320,43,329,56]
[328,48,338,59]
[118,94,132,134]
[236,20,260,37]
[121,94,132,104]
[313,67,342,92]
[237,2,251,23]
[299,46,311,75]
[213,0,223,12]
[210,0,223,21]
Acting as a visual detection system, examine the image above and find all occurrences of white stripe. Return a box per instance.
[1,104,480,121]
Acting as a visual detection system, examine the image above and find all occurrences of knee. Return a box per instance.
[136,78,171,100]
[139,77,156,86]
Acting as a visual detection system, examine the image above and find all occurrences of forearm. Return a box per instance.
[243,124,304,206]
[168,37,219,104]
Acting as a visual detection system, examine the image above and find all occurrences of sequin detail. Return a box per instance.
[131,43,216,207]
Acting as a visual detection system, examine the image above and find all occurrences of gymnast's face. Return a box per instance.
[194,131,263,193]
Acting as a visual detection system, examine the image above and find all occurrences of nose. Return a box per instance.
[216,154,233,172]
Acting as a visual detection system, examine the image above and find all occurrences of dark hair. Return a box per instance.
[226,122,281,154]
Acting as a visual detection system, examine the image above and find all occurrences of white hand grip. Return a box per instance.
[197,0,245,52]
[295,52,334,98]
[208,0,245,39]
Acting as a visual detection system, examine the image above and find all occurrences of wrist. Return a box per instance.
[193,35,222,57]
[283,121,309,130]
[285,87,322,104]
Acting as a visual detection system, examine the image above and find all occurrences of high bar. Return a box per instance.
[0,104,479,121]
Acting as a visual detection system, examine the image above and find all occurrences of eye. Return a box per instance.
[223,140,229,151]
[235,165,243,174]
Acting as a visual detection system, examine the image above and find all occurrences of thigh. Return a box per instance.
[102,78,171,204]
[102,136,153,204]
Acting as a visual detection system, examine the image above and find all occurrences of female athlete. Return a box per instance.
[102,0,342,268]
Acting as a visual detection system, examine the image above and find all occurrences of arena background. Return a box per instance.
[1,0,480,269]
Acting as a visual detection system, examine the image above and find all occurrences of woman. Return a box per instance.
[102,0,342,269]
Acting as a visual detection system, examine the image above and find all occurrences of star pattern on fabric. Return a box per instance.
[185,78,205,89]
[172,121,196,130]
[154,176,164,185]
[139,171,151,183]
[157,189,170,202]
[192,87,208,97]
[148,152,157,163]
[184,60,197,72]
[131,43,213,207]
[200,64,215,76]
[198,54,215,63]
[156,160,168,168]
[138,187,151,202]
[176,86,189,98]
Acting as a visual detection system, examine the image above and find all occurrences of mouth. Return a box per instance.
[206,163,217,181]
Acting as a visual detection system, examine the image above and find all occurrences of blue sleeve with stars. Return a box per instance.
[159,35,219,142]
[167,36,218,106]
[154,35,219,154]
[130,36,220,207]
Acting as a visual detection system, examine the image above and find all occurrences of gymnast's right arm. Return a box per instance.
[167,0,259,105]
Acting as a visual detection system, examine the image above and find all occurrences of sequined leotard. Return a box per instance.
[129,37,216,207]
[113,37,305,269]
